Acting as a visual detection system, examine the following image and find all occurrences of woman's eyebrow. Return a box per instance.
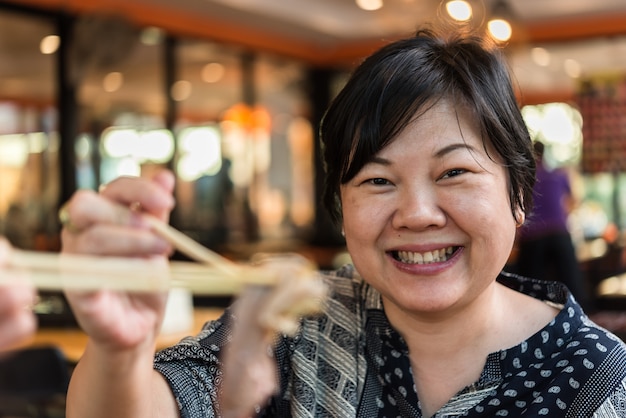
[368,156,392,166]
[366,143,478,166]
[434,143,477,159]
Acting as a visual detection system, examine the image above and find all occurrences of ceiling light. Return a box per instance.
[171,80,192,101]
[487,0,514,42]
[488,18,512,42]
[40,35,60,54]
[446,0,472,22]
[202,62,225,83]
[531,47,550,67]
[356,0,383,11]
[564,59,581,79]
[103,72,123,92]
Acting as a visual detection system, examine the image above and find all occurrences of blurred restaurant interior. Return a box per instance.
[3,0,626,332]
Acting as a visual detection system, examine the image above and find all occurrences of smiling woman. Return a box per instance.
[317,27,626,418]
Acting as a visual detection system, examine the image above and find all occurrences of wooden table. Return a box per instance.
[13,307,224,364]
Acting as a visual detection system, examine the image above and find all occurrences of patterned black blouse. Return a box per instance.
[154,267,626,417]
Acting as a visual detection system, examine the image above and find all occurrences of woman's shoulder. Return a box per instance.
[543,312,626,384]
[577,316,626,355]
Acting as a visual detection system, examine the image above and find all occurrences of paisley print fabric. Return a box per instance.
[154,267,626,417]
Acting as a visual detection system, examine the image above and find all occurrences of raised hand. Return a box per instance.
[218,254,327,417]
[60,171,175,351]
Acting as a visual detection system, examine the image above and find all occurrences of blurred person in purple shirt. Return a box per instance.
[515,141,589,309]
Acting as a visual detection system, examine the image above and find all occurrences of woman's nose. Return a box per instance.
[390,186,446,230]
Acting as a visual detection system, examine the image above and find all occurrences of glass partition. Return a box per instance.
[171,39,244,250]
[75,18,166,188]
[170,40,315,252]
[0,9,58,250]
[254,52,313,241]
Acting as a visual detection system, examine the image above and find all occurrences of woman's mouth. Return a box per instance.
[392,246,459,264]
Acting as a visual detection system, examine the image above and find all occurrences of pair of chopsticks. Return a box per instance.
[142,214,240,276]
[143,214,295,287]
[1,213,285,294]
[4,249,276,294]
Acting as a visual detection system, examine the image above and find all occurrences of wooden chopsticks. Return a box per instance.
[142,214,241,277]
[0,214,290,294]
[3,248,280,294]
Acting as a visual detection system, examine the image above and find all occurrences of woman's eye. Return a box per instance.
[441,168,466,179]
[368,178,390,185]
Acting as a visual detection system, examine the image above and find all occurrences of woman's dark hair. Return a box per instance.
[320,27,535,224]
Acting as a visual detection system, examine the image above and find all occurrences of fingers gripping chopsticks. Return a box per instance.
[2,208,328,336]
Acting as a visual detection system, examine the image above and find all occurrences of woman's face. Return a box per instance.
[340,100,518,317]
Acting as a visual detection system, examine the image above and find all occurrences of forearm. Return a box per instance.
[66,339,172,418]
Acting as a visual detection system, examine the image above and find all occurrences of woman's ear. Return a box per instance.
[515,208,525,227]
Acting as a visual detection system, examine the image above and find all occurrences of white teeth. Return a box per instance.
[396,247,456,264]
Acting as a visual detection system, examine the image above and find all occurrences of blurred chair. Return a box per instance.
[0,346,69,418]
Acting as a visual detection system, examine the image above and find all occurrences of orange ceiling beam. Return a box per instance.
[5,0,626,66]
[523,12,626,44]
[5,0,357,66]
[517,89,575,107]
